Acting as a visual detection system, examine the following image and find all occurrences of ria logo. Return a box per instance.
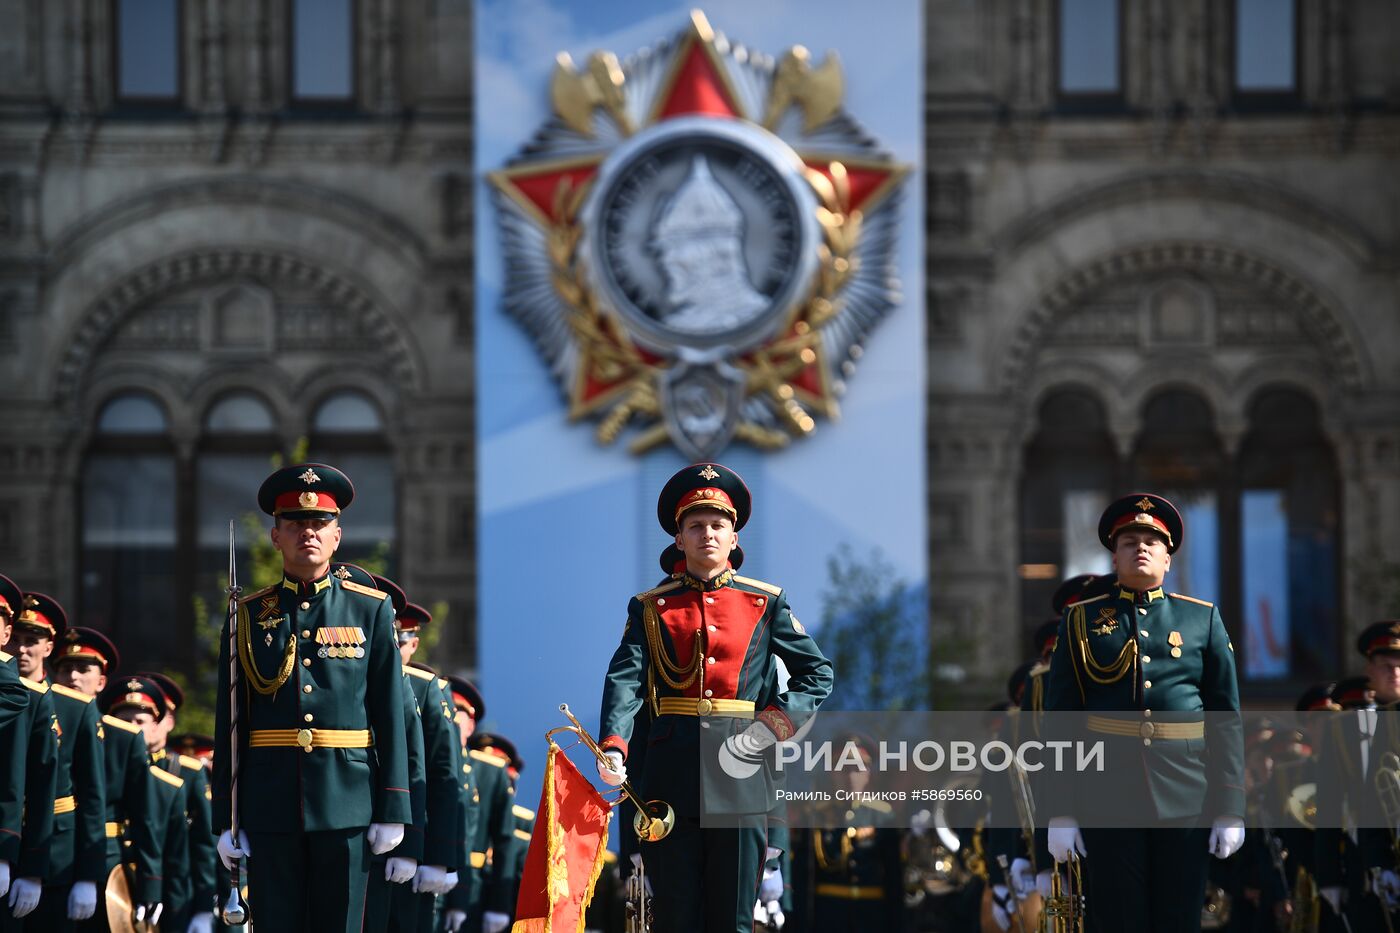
[489,11,908,460]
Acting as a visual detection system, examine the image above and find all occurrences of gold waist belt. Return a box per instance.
[53,795,76,815]
[470,851,487,869]
[106,821,122,838]
[249,728,372,752]
[656,697,755,718]
[815,883,884,900]
[1085,715,1204,740]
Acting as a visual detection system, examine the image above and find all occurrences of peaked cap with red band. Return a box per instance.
[257,462,355,520]
[369,573,408,617]
[99,674,169,720]
[1051,574,1098,615]
[470,731,522,772]
[54,626,120,673]
[140,671,185,710]
[1333,675,1374,710]
[171,733,215,759]
[1295,681,1340,712]
[447,675,484,721]
[1357,620,1400,659]
[1033,618,1059,659]
[0,572,20,621]
[1098,493,1182,554]
[398,602,432,634]
[657,462,752,535]
[16,591,66,640]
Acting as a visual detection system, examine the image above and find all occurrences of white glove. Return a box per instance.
[1036,869,1053,900]
[367,822,406,856]
[385,856,417,884]
[186,912,213,933]
[7,877,40,917]
[442,870,459,893]
[216,829,251,870]
[1047,816,1086,862]
[1009,857,1035,897]
[1321,885,1343,914]
[135,902,164,926]
[412,864,449,894]
[765,846,782,862]
[1378,869,1400,907]
[728,721,777,757]
[1208,816,1245,859]
[990,884,1012,930]
[0,860,8,899]
[444,909,467,932]
[598,749,626,786]
[758,865,783,901]
[483,910,511,933]
[67,880,97,921]
[764,901,785,930]
[909,808,933,836]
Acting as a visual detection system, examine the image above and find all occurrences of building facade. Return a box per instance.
[0,1,1397,700]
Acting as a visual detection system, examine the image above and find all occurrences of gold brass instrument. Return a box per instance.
[1286,782,1318,830]
[1201,884,1233,930]
[996,854,1029,933]
[624,856,653,933]
[1290,866,1321,933]
[1039,856,1084,933]
[548,704,674,843]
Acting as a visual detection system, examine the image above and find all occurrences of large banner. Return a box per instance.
[475,0,924,809]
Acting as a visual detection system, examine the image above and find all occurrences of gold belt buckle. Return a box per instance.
[297,728,313,751]
[696,698,713,716]
[1139,721,1156,740]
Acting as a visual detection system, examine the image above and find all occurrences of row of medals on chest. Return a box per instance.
[1092,606,1184,658]
[261,617,366,658]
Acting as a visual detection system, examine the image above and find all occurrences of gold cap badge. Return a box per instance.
[298,468,321,485]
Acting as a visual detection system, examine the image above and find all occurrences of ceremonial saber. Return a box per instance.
[221,521,249,925]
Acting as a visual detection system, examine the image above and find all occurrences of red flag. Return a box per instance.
[512,744,612,933]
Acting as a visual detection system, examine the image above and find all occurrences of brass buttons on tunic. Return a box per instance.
[297,729,313,751]
[303,684,313,694]
[301,601,310,610]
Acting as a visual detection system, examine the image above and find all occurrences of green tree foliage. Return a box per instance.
[817,545,931,711]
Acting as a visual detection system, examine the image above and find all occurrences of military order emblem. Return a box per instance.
[490,11,909,460]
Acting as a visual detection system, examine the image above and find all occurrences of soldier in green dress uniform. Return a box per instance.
[11,594,108,932]
[472,734,530,927]
[48,630,164,931]
[439,676,485,933]
[0,573,58,929]
[212,463,412,933]
[1045,493,1245,933]
[141,671,218,933]
[597,462,834,933]
[391,593,465,930]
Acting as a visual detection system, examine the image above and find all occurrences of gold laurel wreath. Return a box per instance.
[547,161,861,454]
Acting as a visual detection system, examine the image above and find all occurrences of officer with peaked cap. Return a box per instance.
[1044,493,1245,932]
[49,629,164,931]
[0,572,58,928]
[1314,623,1400,929]
[13,593,108,932]
[440,676,487,933]
[212,463,411,933]
[598,462,834,933]
[139,671,217,933]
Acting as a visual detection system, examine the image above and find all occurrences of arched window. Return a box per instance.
[80,393,177,662]
[1238,387,1340,680]
[308,391,394,571]
[197,392,281,593]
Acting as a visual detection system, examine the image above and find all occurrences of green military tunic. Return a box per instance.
[448,746,509,929]
[32,682,108,933]
[153,747,216,926]
[404,669,465,932]
[1044,585,1244,932]
[212,572,412,933]
[489,803,534,923]
[790,800,903,932]
[0,651,27,726]
[365,667,426,933]
[149,765,188,918]
[94,715,162,916]
[0,667,58,931]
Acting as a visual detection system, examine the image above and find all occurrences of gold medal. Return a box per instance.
[1167,631,1184,659]
[1170,647,1182,658]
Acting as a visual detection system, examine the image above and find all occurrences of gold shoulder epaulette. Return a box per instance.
[404,665,436,681]
[1073,593,1111,607]
[102,714,141,734]
[180,755,204,772]
[636,579,685,601]
[1170,594,1214,608]
[237,584,277,606]
[51,683,93,703]
[513,804,535,820]
[0,650,10,663]
[437,677,449,690]
[21,676,48,694]
[341,580,388,600]
[733,575,782,597]
[150,766,184,789]
[470,748,509,768]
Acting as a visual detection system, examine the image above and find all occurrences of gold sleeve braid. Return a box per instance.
[236,602,297,696]
[1069,601,1138,698]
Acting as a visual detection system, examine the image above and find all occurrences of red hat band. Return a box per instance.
[674,487,736,525]
[1110,512,1173,548]
[273,490,340,515]
[17,608,55,635]
[120,692,160,714]
[452,692,476,718]
[60,643,110,670]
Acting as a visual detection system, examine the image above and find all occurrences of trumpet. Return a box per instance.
[1040,856,1084,933]
[549,704,675,842]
